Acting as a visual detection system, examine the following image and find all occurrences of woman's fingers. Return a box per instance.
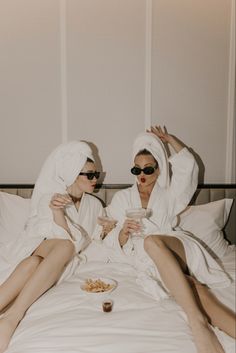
[123,219,141,234]
[150,125,169,142]
[148,125,168,141]
[151,126,158,133]
[150,125,163,137]
[102,221,117,233]
[50,193,72,208]
[154,125,165,136]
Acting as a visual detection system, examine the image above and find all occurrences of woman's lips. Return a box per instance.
[141,177,146,183]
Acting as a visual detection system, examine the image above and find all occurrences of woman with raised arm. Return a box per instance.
[105,126,235,353]
[0,141,105,352]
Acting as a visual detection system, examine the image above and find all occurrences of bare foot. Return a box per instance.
[0,314,20,353]
[191,320,225,353]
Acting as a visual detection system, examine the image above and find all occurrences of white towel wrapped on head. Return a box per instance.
[30,141,94,217]
[132,132,169,188]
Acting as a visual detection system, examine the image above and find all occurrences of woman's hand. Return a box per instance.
[97,216,117,240]
[148,125,184,153]
[148,125,172,144]
[119,219,141,247]
[49,193,72,210]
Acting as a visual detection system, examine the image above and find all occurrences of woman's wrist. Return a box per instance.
[52,209,74,239]
[119,230,129,247]
[168,135,184,153]
[52,208,66,223]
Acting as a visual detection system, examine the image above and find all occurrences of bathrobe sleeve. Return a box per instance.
[81,195,105,241]
[64,194,105,246]
[167,147,199,217]
[28,193,70,239]
[27,193,89,253]
[104,189,135,254]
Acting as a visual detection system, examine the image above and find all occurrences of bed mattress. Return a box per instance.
[7,252,235,353]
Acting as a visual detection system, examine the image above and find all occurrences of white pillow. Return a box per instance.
[0,192,31,244]
[177,198,234,259]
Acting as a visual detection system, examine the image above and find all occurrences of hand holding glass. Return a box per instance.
[125,208,147,238]
[97,216,117,239]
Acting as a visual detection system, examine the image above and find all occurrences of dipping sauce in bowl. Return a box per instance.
[102,300,113,312]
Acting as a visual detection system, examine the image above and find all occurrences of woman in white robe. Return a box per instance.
[0,141,104,353]
[105,126,235,353]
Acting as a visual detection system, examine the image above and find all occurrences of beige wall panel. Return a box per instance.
[0,0,233,184]
[0,0,62,183]
[67,0,146,183]
[151,0,231,183]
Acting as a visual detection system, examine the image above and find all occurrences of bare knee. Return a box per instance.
[144,234,165,249]
[55,240,75,261]
[20,255,42,276]
[144,235,166,254]
[35,239,75,260]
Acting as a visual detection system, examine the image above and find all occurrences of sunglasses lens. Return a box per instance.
[143,167,155,175]
[95,172,100,179]
[131,166,156,175]
[86,172,100,180]
[131,167,141,175]
[87,173,94,180]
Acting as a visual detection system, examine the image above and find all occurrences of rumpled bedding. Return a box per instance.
[6,253,235,353]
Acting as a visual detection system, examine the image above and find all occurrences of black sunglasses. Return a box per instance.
[131,166,157,176]
[79,171,100,180]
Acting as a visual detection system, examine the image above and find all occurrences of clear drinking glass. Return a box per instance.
[97,216,117,227]
[125,208,147,238]
[97,216,118,239]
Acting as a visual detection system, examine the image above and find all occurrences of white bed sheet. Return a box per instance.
[6,252,236,353]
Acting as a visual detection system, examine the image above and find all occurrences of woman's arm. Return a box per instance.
[119,219,141,247]
[149,125,198,215]
[49,193,75,240]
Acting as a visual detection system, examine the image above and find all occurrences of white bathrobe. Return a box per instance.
[0,193,105,284]
[0,141,105,284]
[105,147,231,299]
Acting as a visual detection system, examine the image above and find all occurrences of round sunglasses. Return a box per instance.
[130,166,157,176]
[79,171,100,180]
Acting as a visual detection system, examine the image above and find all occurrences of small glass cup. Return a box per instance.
[125,208,146,238]
[102,299,113,312]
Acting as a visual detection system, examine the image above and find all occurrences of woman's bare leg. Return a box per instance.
[0,239,75,353]
[0,255,43,313]
[154,235,236,338]
[144,235,225,353]
[188,277,236,338]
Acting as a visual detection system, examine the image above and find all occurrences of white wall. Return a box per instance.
[151,0,234,183]
[0,0,62,182]
[66,0,146,183]
[0,0,235,184]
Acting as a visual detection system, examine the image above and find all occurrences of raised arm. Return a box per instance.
[148,125,199,215]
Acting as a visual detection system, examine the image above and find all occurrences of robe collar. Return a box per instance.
[130,181,160,209]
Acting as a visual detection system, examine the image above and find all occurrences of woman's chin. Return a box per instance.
[88,186,96,193]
